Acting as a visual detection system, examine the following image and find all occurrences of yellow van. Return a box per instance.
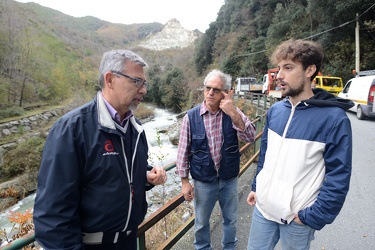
[312,76,343,96]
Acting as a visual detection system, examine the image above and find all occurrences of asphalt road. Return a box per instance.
[309,112,375,250]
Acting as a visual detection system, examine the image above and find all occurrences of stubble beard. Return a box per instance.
[283,81,305,97]
[129,101,139,111]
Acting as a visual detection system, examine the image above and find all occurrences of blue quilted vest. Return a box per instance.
[187,105,240,183]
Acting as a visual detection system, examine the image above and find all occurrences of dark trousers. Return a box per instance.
[84,230,137,250]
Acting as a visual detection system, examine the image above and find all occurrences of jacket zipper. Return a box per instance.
[264,102,298,215]
[120,127,142,232]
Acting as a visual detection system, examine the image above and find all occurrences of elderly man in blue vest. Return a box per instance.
[176,69,256,250]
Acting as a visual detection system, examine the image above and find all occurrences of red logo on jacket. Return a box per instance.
[104,140,115,152]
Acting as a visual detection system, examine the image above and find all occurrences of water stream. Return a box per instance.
[0,105,181,238]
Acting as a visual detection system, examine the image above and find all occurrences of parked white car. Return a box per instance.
[338,72,375,120]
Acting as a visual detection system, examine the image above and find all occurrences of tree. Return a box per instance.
[18,19,32,107]
[194,23,218,75]
[0,0,19,105]
[146,64,164,106]
[147,75,163,106]
[161,67,186,113]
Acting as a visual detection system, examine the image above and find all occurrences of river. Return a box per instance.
[0,106,181,240]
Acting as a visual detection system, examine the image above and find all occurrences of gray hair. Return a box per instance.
[203,69,232,90]
[98,50,148,89]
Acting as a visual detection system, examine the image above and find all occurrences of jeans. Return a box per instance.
[193,177,238,250]
[247,206,315,250]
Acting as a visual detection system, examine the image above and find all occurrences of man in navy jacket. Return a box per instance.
[33,50,167,250]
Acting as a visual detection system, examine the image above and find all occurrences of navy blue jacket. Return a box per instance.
[188,105,240,182]
[33,92,152,250]
[252,89,354,230]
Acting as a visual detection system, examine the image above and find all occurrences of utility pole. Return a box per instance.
[355,13,360,73]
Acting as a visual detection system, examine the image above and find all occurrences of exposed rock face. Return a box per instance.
[166,111,186,146]
[139,18,201,51]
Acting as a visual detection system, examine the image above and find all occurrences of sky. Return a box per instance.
[15,0,225,32]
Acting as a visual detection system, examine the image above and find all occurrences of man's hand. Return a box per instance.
[147,166,167,185]
[219,90,236,116]
[247,191,256,206]
[181,178,194,202]
[294,214,303,225]
[220,90,245,130]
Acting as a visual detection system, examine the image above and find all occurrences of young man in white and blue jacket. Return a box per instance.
[246,39,354,250]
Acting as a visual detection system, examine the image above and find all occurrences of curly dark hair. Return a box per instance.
[270,39,324,81]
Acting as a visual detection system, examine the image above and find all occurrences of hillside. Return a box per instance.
[14,1,164,52]
[1,0,375,115]
[0,0,200,114]
[193,0,375,82]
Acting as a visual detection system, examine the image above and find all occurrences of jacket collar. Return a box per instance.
[96,91,144,133]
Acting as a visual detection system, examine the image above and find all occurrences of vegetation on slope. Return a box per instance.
[195,0,375,82]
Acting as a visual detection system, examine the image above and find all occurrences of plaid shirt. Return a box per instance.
[176,102,256,178]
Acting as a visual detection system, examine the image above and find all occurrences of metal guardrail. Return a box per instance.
[0,233,35,250]
[1,95,273,250]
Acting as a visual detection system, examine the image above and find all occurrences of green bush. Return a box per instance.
[0,107,25,119]
[1,136,45,179]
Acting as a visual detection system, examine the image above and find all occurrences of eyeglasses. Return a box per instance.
[112,71,148,89]
[205,86,223,94]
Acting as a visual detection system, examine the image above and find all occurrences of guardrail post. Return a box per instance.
[262,95,265,110]
[255,116,263,153]
[138,234,146,250]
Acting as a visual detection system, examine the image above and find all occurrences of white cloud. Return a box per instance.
[15,0,224,32]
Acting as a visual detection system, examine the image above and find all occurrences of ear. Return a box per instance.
[306,65,317,78]
[104,71,115,89]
